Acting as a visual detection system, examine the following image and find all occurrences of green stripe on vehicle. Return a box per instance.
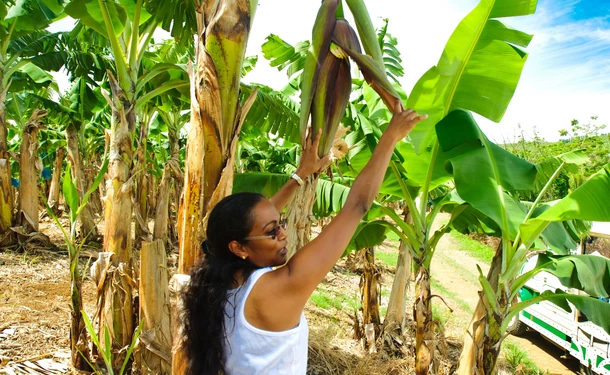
[522,311,568,341]
[519,288,538,301]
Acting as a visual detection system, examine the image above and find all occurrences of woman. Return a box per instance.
[183,103,427,375]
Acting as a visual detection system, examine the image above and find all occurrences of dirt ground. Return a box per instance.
[0,214,584,374]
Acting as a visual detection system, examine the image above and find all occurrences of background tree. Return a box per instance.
[1,0,65,234]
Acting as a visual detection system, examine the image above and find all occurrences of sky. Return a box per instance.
[49,0,610,143]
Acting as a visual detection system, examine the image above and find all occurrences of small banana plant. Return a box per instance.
[42,158,108,370]
[79,311,144,375]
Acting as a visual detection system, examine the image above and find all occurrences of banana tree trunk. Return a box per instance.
[360,247,381,352]
[69,242,91,371]
[285,176,318,258]
[65,124,98,239]
[153,164,171,244]
[140,239,171,374]
[100,73,136,361]
[176,57,223,274]
[383,208,414,345]
[0,80,12,233]
[169,129,182,246]
[174,4,258,372]
[47,147,65,213]
[383,240,412,344]
[18,109,46,231]
[135,115,151,245]
[85,161,104,217]
[457,242,504,375]
[413,265,435,375]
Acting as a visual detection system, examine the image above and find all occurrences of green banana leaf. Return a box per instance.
[240,83,300,144]
[525,202,581,254]
[508,290,610,334]
[346,220,389,255]
[233,173,290,200]
[438,110,537,238]
[2,0,64,39]
[534,254,610,298]
[18,62,53,83]
[407,0,537,153]
[520,166,610,248]
[262,35,309,79]
[439,191,503,236]
[65,0,128,38]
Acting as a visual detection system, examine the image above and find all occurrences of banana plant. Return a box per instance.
[63,0,190,360]
[1,0,65,233]
[34,78,108,239]
[433,110,610,375]
[43,158,108,370]
[5,87,59,234]
[150,0,260,277]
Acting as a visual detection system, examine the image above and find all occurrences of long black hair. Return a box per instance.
[182,192,265,375]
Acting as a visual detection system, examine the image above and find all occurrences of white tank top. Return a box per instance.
[223,267,309,375]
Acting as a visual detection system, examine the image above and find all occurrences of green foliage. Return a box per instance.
[502,342,544,375]
[503,126,610,199]
[81,311,144,375]
[310,289,360,311]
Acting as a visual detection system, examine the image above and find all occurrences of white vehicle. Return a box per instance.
[509,222,610,375]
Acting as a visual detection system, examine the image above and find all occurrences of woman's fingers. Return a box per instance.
[414,114,428,123]
[312,129,322,149]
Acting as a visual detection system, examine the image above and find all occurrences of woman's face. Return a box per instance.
[242,199,288,268]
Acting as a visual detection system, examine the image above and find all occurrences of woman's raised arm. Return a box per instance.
[277,102,427,304]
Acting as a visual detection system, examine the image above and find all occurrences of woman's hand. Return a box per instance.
[385,100,428,142]
[295,129,331,179]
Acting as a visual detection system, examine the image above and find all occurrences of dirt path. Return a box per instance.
[430,216,580,374]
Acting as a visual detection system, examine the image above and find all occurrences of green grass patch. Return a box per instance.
[381,288,391,298]
[310,288,361,311]
[449,231,495,263]
[376,249,399,267]
[503,342,545,375]
[432,303,451,327]
[310,290,344,310]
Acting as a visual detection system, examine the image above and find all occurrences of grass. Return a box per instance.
[376,250,399,268]
[449,231,495,263]
[503,341,546,375]
[429,277,473,314]
[311,290,344,310]
[432,303,451,327]
[310,288,361,311]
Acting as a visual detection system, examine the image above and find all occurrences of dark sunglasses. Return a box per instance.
[243,219,286,241]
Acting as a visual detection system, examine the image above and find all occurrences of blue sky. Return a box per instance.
[49,0,610,143]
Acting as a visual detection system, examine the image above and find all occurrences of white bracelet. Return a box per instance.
[290,172,304,186]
